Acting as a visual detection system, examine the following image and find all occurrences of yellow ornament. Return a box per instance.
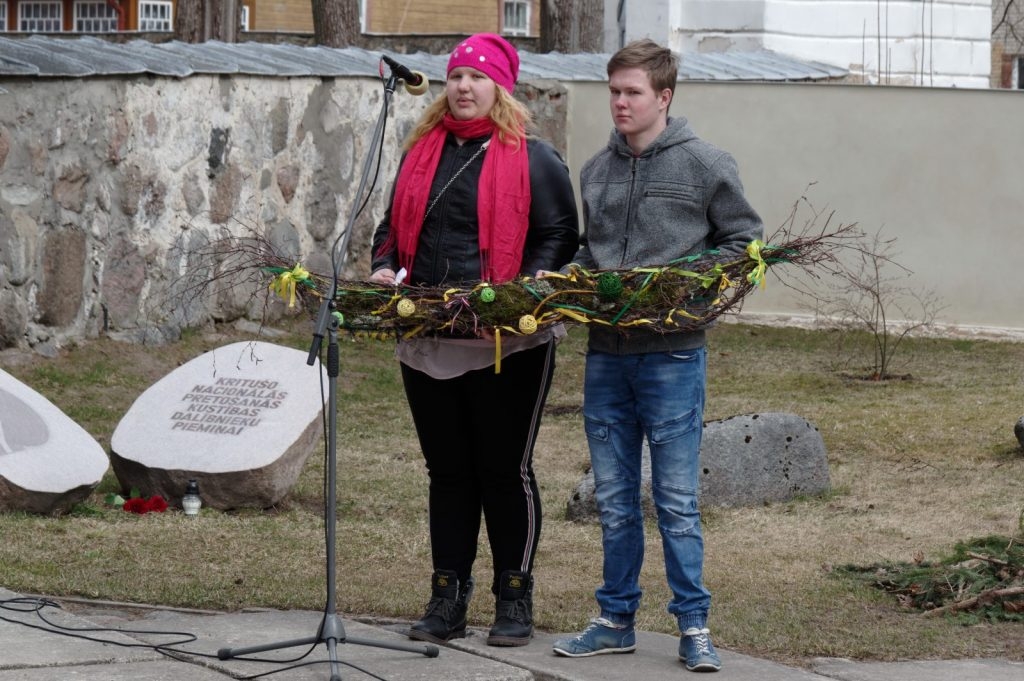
[397,298,416,317]
[518,315,538,334]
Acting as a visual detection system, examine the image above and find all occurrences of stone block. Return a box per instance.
[0,290,29,349]
[699,412,830,507]
[0,368,109,514]
[1,209,38,287]
[39,227,87,327]
[100,236,146,328]
[0,125,10,170]
[110,341,327,510]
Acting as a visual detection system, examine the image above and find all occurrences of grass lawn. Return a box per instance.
[1,319,1022,667]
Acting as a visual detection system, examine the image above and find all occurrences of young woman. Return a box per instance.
[369,33,578,647]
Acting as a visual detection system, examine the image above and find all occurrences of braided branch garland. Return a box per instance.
[265,239,797,340]
[169,196,855,356]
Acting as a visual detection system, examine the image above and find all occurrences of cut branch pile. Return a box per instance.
[836,535,1024,623]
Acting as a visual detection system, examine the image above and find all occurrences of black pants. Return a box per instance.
[400,340,555,594]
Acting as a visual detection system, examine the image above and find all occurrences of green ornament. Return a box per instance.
[479,287,496,303]
[596,272,624,301]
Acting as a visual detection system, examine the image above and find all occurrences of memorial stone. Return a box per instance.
[110,341,327,510]
[0,368,109,514]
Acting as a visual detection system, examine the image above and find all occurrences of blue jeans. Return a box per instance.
[584,348,710,632]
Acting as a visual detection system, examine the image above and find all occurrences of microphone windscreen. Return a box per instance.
[404,72,430,96]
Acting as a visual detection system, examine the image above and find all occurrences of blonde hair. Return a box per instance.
[403,84,535,151]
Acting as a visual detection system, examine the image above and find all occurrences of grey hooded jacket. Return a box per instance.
[573,116,764,354]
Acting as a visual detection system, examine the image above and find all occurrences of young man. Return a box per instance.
[551,40,763,672]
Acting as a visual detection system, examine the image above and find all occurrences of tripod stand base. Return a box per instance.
[217,612,438,678]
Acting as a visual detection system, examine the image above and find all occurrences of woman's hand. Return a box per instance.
[369,268,397,285]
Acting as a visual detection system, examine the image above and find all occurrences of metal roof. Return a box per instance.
[0,36,848,82]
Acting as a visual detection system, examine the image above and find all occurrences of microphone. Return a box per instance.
[381,55,430,96]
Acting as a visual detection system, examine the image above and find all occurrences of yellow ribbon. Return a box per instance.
[371,293,402,316]
[494,329,502,374]
[665,308,700,325]
[402,325,425,340]
[745,240,767,289]
[269,264,311,308]
[554,309,591,324]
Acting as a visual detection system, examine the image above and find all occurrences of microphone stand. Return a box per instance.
[217,71,439,681]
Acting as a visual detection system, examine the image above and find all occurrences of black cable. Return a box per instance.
[0,596,197,651]
[0,596,344,679]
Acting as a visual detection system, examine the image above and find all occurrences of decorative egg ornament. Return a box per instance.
[596,272,624,300]
[479,287,496,303]
[518,314,538,334]
[397,298,416,317]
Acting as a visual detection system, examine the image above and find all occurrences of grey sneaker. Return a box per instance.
[552,617,637,657]
[679,627,722,672]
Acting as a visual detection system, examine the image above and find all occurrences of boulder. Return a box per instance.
[567,412,830,521]
[0,368,109,514]
[110,341,326,510]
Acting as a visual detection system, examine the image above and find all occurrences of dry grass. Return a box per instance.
[1,319,1022,667]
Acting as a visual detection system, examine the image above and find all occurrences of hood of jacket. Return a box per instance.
[606,116,698,158]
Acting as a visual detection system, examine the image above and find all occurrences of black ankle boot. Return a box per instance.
[487,570,534,646]
[408,569,474,644]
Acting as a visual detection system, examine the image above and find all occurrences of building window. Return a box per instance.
[1017,56,1023,90]
[74,1,118,32]
[241,4,249,31]
[0,3,7,31]
[18,1,63,32]
[138,0,172,31]
[503,0,529,37]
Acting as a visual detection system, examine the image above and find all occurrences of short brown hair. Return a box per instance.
[607,39,679,97]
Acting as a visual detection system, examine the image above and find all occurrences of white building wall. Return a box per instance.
[603,0,674,50]
[607,0,992,88]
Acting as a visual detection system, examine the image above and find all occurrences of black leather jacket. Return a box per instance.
[371,133,579,287]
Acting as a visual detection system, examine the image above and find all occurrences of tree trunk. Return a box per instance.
[174,0,240,43]
[174,0,204,42]
[311,0,361,48]
[541,0,604,53]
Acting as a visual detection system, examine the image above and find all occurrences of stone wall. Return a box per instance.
[0,75,568,352]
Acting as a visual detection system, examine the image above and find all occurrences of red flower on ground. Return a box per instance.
[145,495,168,513]
[122,495,169,514]
[123,497,149,514]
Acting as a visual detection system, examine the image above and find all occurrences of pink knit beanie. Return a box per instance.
[447,33,520,92]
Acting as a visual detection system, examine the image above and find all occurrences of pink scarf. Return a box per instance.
[378,114,531,284]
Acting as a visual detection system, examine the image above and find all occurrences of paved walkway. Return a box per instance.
[1,588,1021,681]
